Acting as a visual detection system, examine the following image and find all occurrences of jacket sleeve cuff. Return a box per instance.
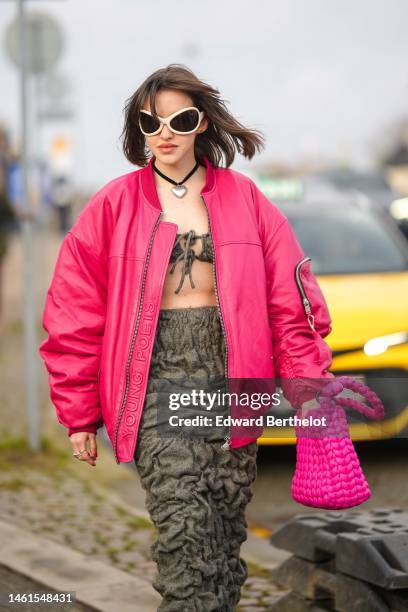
[68,425,99,437]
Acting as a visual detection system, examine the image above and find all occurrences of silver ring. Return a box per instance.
[73,449,87,459]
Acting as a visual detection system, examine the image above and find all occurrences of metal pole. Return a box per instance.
[18,0,41,451]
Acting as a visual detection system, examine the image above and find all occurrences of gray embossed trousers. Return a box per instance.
[134,306,258,612]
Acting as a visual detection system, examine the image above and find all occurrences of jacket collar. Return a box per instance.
[140,154,216,211]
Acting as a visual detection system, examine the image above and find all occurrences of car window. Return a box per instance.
[286,208,408,275]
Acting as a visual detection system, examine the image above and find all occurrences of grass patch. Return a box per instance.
[93,530,109,546]
[0,436,32,452]
[0,435,70,473]
[115,505,154,530]
[106,547,120,563]
[0,477,26,491]
[88,502,101,514]
[126,515,154,530]
[122,539,137,551]
[246,560,273,580]
[124,562,136,571]
[114,505,128,518]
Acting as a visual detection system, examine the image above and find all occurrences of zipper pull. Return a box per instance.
[303,297,312,314]
[221,435,230,450]
[307,313,315,331]
[303,299,315,330]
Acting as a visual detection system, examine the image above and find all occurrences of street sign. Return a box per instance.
[255,176,304,201]
[5,10,64,74]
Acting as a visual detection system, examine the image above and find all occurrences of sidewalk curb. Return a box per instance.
[0,520,160,612]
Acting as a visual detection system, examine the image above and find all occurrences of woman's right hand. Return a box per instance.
[69,432,98,467]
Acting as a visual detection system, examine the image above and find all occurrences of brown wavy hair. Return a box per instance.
[121,63,265,168]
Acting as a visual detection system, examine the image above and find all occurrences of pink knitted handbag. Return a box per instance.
[291,376,384,509]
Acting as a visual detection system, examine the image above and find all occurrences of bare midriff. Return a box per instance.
[159,230,217,310]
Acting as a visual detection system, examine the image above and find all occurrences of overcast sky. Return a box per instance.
[1,0,408,191]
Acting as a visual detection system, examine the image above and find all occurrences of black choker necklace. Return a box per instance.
[152,159,200,198]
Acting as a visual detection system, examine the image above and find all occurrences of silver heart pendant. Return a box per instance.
[171,184,187,198]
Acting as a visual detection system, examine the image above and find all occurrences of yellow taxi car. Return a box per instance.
[256,183,408,445]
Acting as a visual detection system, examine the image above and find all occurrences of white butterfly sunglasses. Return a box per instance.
[138,106,205,136]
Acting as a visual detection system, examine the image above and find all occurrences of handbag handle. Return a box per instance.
[317,376,384,421]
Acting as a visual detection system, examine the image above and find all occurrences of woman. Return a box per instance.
[39,64,333,611]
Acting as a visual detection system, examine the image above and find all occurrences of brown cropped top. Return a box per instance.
[168,229,214,294]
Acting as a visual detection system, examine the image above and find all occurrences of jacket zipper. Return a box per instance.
[200,195,230,450]
[294,256,315,331]
[113,210,164,463]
